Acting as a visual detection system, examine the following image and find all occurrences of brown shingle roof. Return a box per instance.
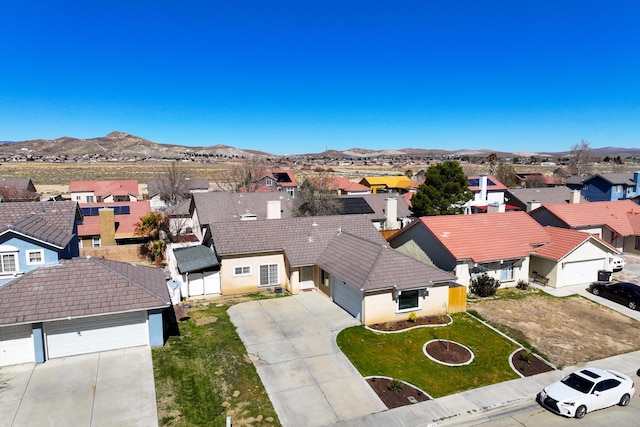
[414,211,549,263]
[317,232,455,292]
[0,257,169,326]
[210,215,385,267]
[0,201,80,248]
[506,187,587,207]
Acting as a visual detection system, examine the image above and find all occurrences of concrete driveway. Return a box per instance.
[0,346,158,427]
[229,291,387,427]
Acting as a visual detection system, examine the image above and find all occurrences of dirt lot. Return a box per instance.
[468,292,640,368]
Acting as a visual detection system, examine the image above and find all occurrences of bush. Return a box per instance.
[407,312,417,323]
[516,279,529,290]
[387,378,404,393]
[469,274,500,297]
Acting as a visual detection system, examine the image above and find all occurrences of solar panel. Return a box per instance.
[340,198,375,215]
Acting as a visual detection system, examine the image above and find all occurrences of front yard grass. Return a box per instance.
[153,295,280,426]
[337,312,520,398]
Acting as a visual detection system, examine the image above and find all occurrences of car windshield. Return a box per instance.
[561,373,594,394]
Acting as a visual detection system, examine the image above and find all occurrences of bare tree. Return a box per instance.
[569,140,593,175]
[495,163,518,188]
[154,162,190,206]
[213,156,269,192]
[486,153,498,176]
[292,176,341,217]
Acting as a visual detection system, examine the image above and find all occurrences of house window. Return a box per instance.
[92,237,101,248]
[0,253,17,273]
[86,195,94,203]
[287,187,295,198]
[265,178,273,187]
[397,289,420,312]
[234,265,251,276]
[259,264,279,286]
[75,195,82,201]
[615,185,623,193]
[501,262,514,281]
[26,250,44,265]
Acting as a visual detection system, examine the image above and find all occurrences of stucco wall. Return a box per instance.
[362,286,449,325]
[220,252,288,295]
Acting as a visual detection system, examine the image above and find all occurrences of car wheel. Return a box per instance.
[629,301,637,310]
[575,405,587,419]
[620,393,631,406]
[592,288,600,296]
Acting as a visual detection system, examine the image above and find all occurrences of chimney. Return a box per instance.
[480,175,488,202]
[384,197,399,230]
[526,200,541,212]
[267,200,282,220]
[487,202,505,213]
[98,208,116,246]
[569,190,581,204]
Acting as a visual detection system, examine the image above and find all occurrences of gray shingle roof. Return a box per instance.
[210,215,386,267]
[174,245,219,273]
[0,201,80,248]
[193,192,294,225]
[0,257,170,326]
[590,173,635,185]
[317,232,456,292]
[506,187,587,208]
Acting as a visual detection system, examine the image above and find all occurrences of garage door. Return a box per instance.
[0,324,34,366]
[332,278,362,321]
[46,311,148,359]
[561,258,606,287]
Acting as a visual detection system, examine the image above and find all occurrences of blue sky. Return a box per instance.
[1,1,639,155]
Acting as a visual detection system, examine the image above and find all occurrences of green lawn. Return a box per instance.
[153,295,281,427]
[337,312,520,397]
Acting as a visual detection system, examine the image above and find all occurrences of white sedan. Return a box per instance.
[537,367,635,419]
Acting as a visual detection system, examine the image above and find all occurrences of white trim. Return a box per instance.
[233,265,251,277]
[26,249,45,265]
[395,289,422,313]
[258,263,279,287]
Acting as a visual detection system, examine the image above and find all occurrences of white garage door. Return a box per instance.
[46,311,148,359]
[332,278,362,321]
[0,324,34,366]
[560,258,607,287]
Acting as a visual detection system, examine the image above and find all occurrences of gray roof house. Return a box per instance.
[0,200,82,285]
[0,256,170,366]
[505,187,586,212]
[207,214,463,325]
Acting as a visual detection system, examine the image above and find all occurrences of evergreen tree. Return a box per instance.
[410,161,472,216]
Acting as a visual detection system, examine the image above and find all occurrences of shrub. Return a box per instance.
[407,312,417,323]
[516,279,529,290]
[469,274,500,297]
[519,349,533,364]
[387,378,404,393]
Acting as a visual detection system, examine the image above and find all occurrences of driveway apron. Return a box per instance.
[0,346,158,427]
[229,291,387,427]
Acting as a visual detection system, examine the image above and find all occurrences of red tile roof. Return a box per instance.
[535,200,640,236]
[533,226,619,261]
[69,180,139,197]
[77,201,151,238]
[416,211,549,263]
[329,177,371,193]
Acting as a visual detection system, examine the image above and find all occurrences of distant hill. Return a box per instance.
[1,131,639,160]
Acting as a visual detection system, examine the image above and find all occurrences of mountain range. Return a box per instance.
[1,131,639,160]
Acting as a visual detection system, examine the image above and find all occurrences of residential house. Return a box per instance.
[565,172,640,202]
[77,201,151,257]
[0,177,39,202]
[69,180,140,203]
[146,177,210,209]
[0,257,170,366]
[529,199,640,255]
[505,187,586,212]
[339,193,413,231]
[205,214,464,325]
[359,176,417,194]
[514,172,565,188]
[327,176,371,195]
[388,212,550,288]
[0,201,81,285]
[530,227,620,288]
[253,169,299,198]
[464,175,509,214]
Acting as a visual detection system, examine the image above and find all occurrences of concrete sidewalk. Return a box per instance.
[0,346,158,427]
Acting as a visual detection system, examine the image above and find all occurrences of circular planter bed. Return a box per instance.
[510,348,555,377]
[367,314,451,332]
[366,377,431,409]
[423,339,474,366]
